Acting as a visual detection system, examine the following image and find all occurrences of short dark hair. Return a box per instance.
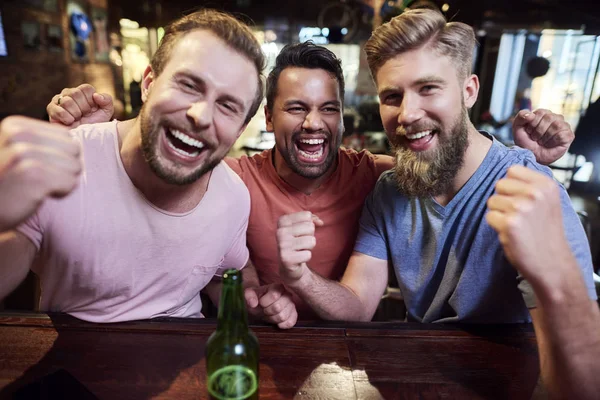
[150,9,265,124]
[265,41,345,111]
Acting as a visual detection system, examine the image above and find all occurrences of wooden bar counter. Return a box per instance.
[0,313,541,399]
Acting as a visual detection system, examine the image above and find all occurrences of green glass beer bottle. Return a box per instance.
[206,269,259,400]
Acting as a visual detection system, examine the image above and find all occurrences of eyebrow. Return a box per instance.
[414,75,446,85]
[378,76,447,96]
[175,70,246,111]
[283,99,342,108]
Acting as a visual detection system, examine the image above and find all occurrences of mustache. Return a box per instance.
[395,124,439,137]
[292,130,331,140]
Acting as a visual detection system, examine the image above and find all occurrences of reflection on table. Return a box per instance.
[0,313,543,400]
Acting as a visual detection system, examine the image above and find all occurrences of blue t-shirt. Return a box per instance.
[355,133,597,323]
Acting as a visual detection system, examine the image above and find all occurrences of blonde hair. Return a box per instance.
[365,9,476,81]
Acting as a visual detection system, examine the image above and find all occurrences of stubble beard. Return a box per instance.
[139,104,220,186]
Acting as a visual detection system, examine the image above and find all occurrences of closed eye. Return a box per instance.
[383,93,402,104]
[179,80,197,91]
[420,85,439,94]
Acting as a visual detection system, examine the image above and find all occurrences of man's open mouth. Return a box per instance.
[403,129,437,151]
[165,128,206,158]
[294,137,328,163]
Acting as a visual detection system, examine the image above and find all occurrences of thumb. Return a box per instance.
[513,109,534,128]
[93,92,115,112]
[311,214,325,227]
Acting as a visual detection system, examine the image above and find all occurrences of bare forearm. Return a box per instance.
[0,231,35,300]
[286,266,372,321]
[242,261,260,288]
[531,256,600,399]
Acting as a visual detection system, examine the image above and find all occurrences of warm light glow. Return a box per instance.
[441,3,450,12]
[119,18,139,29]
[265,29,277,42]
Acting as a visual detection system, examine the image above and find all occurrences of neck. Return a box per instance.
[117,119,211,213]
[272,148,337,195]
[434,126,492,206]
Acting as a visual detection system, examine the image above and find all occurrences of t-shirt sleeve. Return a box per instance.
[372,154,395,178]
[15,209,44,251]
[224,156,243,177]
[518,165,598,307]
[354,182,389,260]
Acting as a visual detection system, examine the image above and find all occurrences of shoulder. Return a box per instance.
[214,162,250,203]
[369,170,402,203]
[69,120,119,145]
[485,134,554,179]
[338,148,394,178]
[228,150,271,177]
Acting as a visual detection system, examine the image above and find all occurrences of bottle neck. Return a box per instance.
[217,271,249,331]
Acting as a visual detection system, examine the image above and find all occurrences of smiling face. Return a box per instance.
[138,29,259,185]
[376,45,478,196]
[266,67,344,180]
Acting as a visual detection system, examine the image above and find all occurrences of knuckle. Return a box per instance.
[10,142,32,162]
[277,215,288,228]
[549,120,563,131]
[18,159,44,183]
[529,187,544,202]
[271,303,282,314]
[79,84,95,93]
[55,108,74,122]
[1,116,26,139]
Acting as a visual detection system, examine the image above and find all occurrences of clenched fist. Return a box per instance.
[486,166,571,285]
[47,84,114,128]
[512,109,573,166]
[276,211,324,284]
[0,116,82,232]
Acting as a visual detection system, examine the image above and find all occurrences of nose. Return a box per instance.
[302,110,325,132]
[397,95,424,128]
[186,100,213,129]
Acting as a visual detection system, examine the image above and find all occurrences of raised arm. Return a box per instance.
[0,231,37,300]
[276,211,389,321]
[46,84,114,128]
[512,109,574,166]
[486,165,600,399]
[0,116,82,232]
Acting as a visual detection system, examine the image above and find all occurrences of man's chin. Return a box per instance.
[149,158,220,186]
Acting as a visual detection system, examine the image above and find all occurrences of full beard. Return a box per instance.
[392,109,469,197]
[278,131,341,179]
[139,104,220,186]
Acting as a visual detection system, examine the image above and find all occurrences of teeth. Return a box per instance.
[299,138,325,145]
[170,129,205,149]
[406,130,432,140]
[298,147,324,160]
[167,139,200,157]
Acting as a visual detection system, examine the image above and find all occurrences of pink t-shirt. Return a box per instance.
[17,121,250,323]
